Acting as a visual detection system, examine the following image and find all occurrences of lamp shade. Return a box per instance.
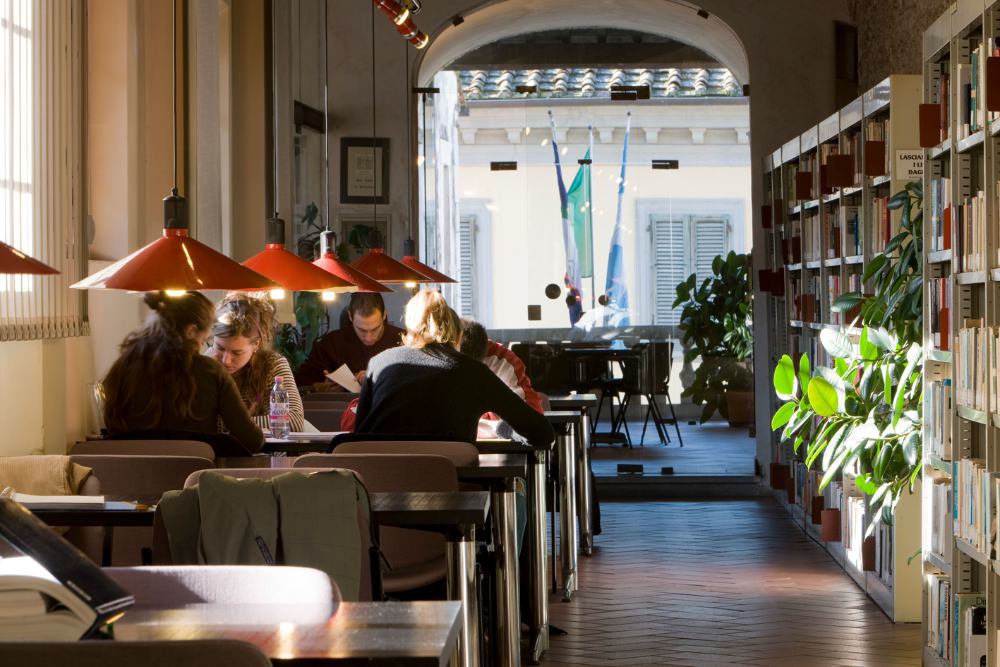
[243,245,358,292]
[0,242,59,275]
[350,248,429,284]
[400,239,456,283]
[71,228,280,291]
[311,231,390,292]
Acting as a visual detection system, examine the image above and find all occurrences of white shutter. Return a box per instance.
[693,218,729,285]
[652,218,686,326]
[458,216,476,317]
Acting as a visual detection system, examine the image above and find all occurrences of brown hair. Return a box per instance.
[103,291,214,432]
[348,292,386,318]
[402,290,461,349]
[212,292,279,415]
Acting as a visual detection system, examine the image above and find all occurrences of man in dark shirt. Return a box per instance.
[295,292,404,389]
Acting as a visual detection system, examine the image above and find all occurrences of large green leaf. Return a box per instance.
[807,376,838,417]
[770,402,796,431]
[859,328,878,361]
[820,328,852,359]
[773,355,797,400]
[798,354,811,395]
[831,292,865,313]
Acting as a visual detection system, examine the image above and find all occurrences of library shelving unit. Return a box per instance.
[922,2,1000,666]
[762,74,923,624]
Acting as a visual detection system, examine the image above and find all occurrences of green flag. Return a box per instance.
[566,149,594,278]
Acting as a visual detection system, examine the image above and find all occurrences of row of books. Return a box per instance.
[802,211,821,263]
[955,322,989,411]
[927,276,951,351]
[926,378,952,460]
[865,117,890,177]
[953,458,989,556]
[928,177,951,254]
[928,479,952,565]
[842,494,866,573]
[869,196,892,255]
[927,581,985,667]
[956,56,983,140]
[842,205,861,257]
[826,275,841,325]
[842,129,863,187]
[870,519,894,586]
[954,191,985,273]
[927,574,952,661]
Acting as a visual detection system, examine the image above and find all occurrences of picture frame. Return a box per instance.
[340,137,389,204]
[338,213,391,259]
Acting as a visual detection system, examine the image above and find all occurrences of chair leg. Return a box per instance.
[646,394,668,445]
[640,403,652,445]
[664,391,683,447]
[616,392,634,447]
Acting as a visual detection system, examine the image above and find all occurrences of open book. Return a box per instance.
[325,363,362,392]
[0,499,134,640]
[9,493,105,509]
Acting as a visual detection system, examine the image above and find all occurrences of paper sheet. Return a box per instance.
[325,364,361,392]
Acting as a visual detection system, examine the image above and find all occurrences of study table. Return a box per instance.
[559,345,642,446]
[542,411,580,602]
[546,394,598,556]
[113,600,462,666]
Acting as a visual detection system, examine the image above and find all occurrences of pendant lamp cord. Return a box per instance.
[371,0,377,242]
[272,0,280,218]
[171,0,177,191]
[404,36,413,248]
[323,0,330,232]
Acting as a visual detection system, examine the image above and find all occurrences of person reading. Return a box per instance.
[102,291,264,453]
[354,291,553,446]
[294,292,404,390]
[459,318,544,413]
[211,292,304,432]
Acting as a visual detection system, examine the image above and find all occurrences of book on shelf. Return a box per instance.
[803,211,821,262]
[930,479,952,565]
[964,604,986,667]
[953,593,986,667]
[826,274,841,325]
[955,191,985,273]
[928,277,951,351]
[865,117,890,176]
[927,573,951,659]
[936,63,950,142]
[843,129,862,186]
[843,495,865,569]
[927,378,952,461]
[0,499,134,640]
[840,205,860,256]
[956,322,989,411]
[871,196,891,254]
[929,177,952,253]
[953,459,989,556]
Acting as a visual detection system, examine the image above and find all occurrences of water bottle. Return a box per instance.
[269,376,290,439]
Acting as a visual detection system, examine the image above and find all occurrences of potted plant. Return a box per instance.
[672,251,753,424]
[771,181,923,527]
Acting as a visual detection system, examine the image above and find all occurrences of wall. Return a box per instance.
[849,0,953,91]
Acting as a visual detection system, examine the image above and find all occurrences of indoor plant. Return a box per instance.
[672,251,753,424]
[771,181,923,528]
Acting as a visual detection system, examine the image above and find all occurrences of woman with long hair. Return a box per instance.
[355,290,553,446]
[211,292,304,432]
[102,291,264,452]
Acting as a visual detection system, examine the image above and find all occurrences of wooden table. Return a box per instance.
[546,394,598,556]
[559,346,640,446]
[115,600,462,666]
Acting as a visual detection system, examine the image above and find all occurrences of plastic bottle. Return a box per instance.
[269,376,290,439]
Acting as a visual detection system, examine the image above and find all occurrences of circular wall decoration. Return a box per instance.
[544,283,561,300]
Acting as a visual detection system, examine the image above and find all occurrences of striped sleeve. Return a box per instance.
[254,354,305,432]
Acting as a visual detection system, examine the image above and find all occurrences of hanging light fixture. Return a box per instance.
[372,0,429,49]
[0,243,58,275]
[72,0,277,293]
[350,2,428,287]
[400,239,456,284]
[241,0,358,302]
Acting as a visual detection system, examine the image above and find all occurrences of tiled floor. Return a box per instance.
[540,499,921,667]
[590,419,755,477]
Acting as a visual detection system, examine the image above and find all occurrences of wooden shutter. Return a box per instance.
[692,217,729,285]
[458,216,476,318]
[652,218,686,326]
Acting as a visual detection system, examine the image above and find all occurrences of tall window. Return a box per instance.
[0,0,86,339]
[651,215,730,326]
[457,215,477,318]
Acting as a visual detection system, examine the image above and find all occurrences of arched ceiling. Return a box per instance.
[417,0,749,86]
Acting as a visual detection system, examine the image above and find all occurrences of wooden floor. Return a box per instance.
[541,499,921,667]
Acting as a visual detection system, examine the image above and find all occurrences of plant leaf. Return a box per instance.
[807,376,838,417]
[798,354,811,395]
[820,328,852,359]
[773,355,797,400]
[770,402,796,431]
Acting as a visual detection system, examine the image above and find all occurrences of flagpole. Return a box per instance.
[604,111,632,327]
[588,124,596,309]
[548,110,583,325]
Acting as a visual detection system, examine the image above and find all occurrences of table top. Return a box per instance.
[543,410,584,424]
[115,600,462,666]
[546,393,599,409]
[457,453,528,481]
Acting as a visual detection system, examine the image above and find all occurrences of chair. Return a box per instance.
[162,468,375,601]
[640,341,684,447]
[303,391,359,403]
[68,454,215,565]
[332,437,480,466]
[0,640,271,667]
[71,439,216,461]
[295,452,462,595]
[304,404,349,432]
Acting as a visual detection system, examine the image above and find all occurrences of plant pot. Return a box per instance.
[725,389,754,426]
[861,535,876,571]
[820,509,841,542]
[810,497,825,524]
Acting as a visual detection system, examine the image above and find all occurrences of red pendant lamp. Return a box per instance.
[242,216,358,295]
[0,242,58,275]
[350,232,429,284]
[313,231,391,292]
[400,238,456,284]
[72,1,277,293]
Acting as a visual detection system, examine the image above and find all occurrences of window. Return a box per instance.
[651,215,730,326]
[457,215,476,318]
[0,0,86,338]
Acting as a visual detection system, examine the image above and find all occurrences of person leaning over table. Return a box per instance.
[459,318,544,414]
[294,291,404,390]
[211,292,304,432]
[102,290,264,453]
[354,290,553,447]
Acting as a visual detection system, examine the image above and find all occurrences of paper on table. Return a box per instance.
[325,364,361,392]
[11,493,105,508]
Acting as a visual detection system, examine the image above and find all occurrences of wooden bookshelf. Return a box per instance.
[763,74,923,624]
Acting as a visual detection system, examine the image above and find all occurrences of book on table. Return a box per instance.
[8,492,105,509]
[0,498,134,640]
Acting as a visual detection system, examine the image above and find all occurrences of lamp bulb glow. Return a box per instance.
[164,289,186,297]
[270,288,287,301]
[321,291,338,302]
[394,8,409,24]
[404,281,417,289]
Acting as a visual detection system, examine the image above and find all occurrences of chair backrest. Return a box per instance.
[304,405,348,432]
[303,391,359,403]
[64,472,103,564]
[293,453,457,583]
[649,340,675,391]
[169,468,373,601]
[72,439,216,461]
[333,439,479,466]
[69,455,214,566]
[0,640,271,667]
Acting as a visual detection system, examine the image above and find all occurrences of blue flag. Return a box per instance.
[548,111,583,325]
[605,112,631,325]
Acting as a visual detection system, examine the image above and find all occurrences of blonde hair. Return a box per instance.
[403,290,461,349]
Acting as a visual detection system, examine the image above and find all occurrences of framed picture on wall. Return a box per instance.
[338,213,391,259]
[340,137,389,204]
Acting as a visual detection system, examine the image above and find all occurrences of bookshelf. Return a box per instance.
[921,2,1000,665]
[762,74,923,623]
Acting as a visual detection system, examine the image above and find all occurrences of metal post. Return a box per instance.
[576,409,594,555]
[492,487,521,667]
[446,526,479,667]
[559,424,579,600]
[529,450,550,662]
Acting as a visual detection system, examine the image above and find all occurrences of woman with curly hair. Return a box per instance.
[211,292,304,432]
[102,291,264,452]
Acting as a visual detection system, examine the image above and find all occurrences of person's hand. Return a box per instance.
[354,370,367,384]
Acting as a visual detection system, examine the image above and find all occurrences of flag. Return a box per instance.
[548,111,583,325]
[604,112,631,325]
[566,147,593,279]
